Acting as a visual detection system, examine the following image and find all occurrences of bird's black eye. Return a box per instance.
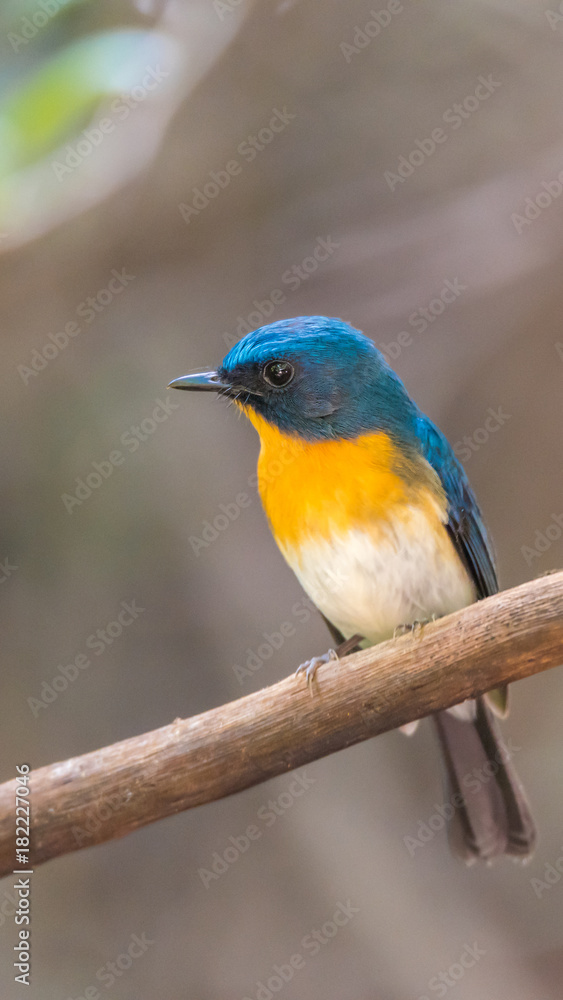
[262,360,294,387]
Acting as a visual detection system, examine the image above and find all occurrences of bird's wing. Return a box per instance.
[416,414,507,716]
[415,413,498,600]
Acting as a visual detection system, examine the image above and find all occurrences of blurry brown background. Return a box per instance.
[1,1,563,997]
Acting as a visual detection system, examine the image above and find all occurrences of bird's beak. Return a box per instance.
[168,370,226,392]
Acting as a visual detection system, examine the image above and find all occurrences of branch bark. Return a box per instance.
[1,572,561,878]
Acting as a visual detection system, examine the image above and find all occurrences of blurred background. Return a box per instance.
[1,0,563,996]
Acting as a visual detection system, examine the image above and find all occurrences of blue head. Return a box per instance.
[170,316,419,444]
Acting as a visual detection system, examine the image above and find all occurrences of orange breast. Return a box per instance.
[241,408,446,550]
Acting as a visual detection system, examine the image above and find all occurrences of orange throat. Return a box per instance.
[239,406,447,551]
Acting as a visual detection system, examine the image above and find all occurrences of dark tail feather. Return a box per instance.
[433,699,537,862]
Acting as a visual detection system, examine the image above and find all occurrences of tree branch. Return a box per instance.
[1,572,561,877]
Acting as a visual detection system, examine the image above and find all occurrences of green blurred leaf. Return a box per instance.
[0,29,171,175]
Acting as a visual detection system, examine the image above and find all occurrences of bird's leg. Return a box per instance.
[393,614,437,639]
[295,633,364,691]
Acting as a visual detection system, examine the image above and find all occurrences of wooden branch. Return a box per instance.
[1,573,561,877]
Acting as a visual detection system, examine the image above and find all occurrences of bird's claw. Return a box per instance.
[393,616,436,640]
[394,623,411,638]
[296,648,338,691]
[295,634,363,694]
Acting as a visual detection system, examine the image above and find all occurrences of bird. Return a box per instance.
[169,315,536,863]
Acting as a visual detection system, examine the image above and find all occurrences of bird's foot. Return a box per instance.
[393,616,436,640]
[295,633,363,693]
[295,649,338,690]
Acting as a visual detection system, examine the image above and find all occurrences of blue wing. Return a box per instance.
[415,413,498,600]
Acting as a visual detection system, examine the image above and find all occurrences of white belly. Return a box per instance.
[283,510,475,645]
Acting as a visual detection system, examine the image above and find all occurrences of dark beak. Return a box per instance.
[168,370,226,392]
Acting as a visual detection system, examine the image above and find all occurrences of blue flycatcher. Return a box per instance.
[170,316,536,862]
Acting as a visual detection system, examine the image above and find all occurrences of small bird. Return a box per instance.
[170,316,536,862]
